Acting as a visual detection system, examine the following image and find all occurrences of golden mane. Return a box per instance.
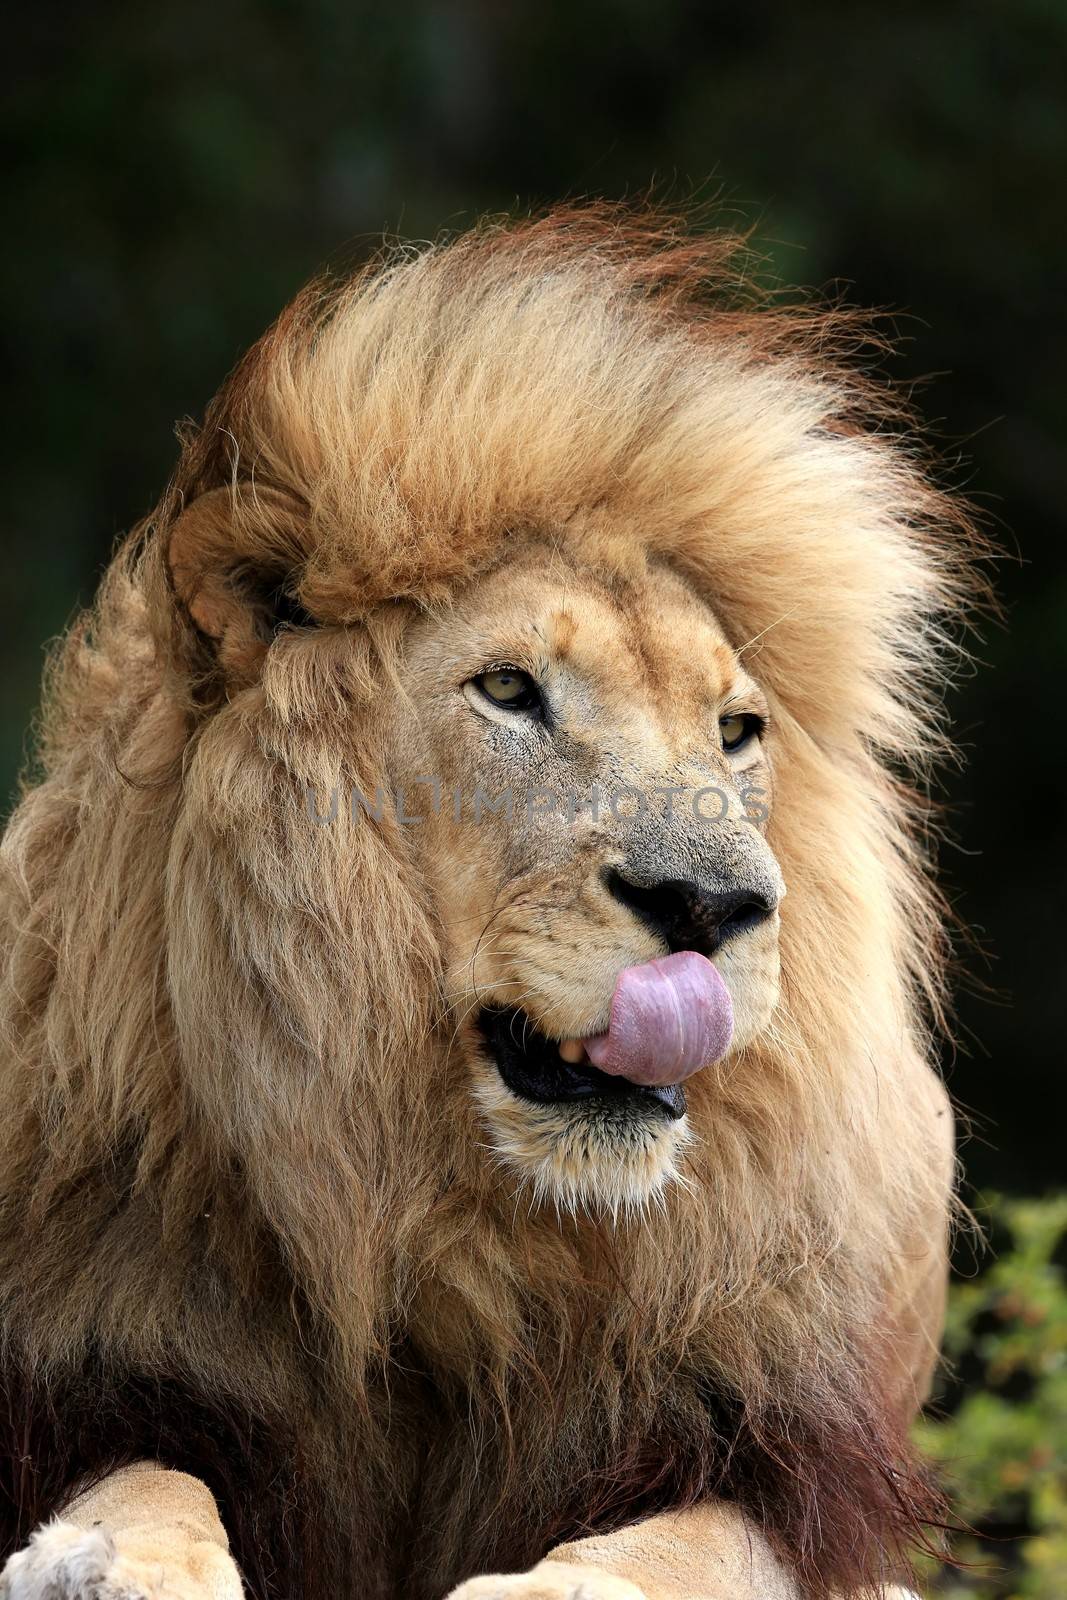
[0,208,985,1598]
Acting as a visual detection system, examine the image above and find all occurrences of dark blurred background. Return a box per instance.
[4,1,1064,1193]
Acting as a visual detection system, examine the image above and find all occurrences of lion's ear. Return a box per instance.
[167,487,313,683]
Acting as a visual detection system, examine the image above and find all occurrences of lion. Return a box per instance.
[0,209,983,1600]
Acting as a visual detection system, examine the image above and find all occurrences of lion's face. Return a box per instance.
[384,544,785,1213]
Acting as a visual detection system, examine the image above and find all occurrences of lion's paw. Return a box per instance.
[445,1559,646,1600]
[0,1523,138,1600]
[0,1520,241,1600]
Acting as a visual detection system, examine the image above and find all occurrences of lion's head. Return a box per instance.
[0,208,985,1594]
[370,545,785,1214]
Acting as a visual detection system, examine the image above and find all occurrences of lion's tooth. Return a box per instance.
[558,1038,585,1064]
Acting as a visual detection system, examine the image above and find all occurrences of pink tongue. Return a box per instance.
[583,951,733,1086]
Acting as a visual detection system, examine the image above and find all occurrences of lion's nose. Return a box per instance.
[603,868,776,958]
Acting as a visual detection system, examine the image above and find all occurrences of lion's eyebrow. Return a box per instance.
[719,677,769,717]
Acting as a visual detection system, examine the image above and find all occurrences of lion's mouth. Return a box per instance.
[477,1006,687,1120]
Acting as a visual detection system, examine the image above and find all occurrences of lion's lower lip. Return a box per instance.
[476,1006,686,1120]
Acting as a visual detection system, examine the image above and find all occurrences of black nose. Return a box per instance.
[603,868,776,958]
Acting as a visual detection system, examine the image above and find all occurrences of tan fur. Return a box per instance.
[464,1506,921,1598]
[0,1465,241,1600]
[0,209,985,1599]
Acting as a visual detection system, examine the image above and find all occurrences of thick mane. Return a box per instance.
[0,208,985,1598]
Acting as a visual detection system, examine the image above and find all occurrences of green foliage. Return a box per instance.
[916,1196,1067,1598]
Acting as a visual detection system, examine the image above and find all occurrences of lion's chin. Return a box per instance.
[472,1068,692,1219]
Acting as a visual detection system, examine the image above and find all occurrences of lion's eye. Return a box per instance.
[472,667,543,713]
[720,713,762,753]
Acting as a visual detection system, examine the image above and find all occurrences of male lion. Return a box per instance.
[0,211,982,1600]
